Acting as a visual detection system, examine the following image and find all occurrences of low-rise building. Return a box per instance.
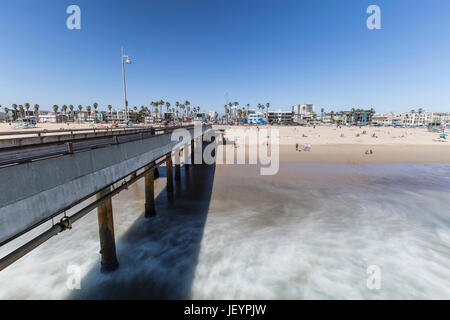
[103,109,139,123]
[266,110,293,123]
[247,110,265,124]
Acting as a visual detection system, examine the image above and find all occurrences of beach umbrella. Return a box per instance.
[440,133,448,137]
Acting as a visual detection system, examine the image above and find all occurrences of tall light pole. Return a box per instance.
[121,47,132,122]
[225,92,228,124]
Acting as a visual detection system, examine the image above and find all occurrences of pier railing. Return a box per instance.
[0,125,194,167]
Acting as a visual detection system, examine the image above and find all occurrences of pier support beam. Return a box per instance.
[166,155,174,193]
[145,164,156,217]
[96,187,119,273]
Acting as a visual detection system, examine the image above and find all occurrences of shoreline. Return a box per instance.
[219,143,450,165]
[277,144,450,164]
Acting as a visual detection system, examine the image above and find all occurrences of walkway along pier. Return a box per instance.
[0,124,214,272]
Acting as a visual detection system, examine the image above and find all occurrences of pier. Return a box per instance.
[0,124,214,272]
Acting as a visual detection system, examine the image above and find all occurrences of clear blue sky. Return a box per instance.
[1,0,450,114]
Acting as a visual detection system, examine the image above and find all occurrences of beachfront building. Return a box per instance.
[428,112,450,127]
[38,113,69,123]
[292,103,315,123]
[371,114,392,126]
[353,109,373,125]
[401,110,428,127]
[247,109,265,124]
[266,110,294,123]
[103,109,139,123]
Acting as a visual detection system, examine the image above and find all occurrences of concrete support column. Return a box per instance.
[145,165,156,217]
[201,135,207,165]
[175,149,181,181]
[154,165,160,179]
[97,187,119,273]
[166,155,174,193]
[184,145,190,174]
[191,139,195,165]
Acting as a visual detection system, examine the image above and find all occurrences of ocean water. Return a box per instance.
[0,163,449,299]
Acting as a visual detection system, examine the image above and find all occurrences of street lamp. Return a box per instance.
[121,47,132,122]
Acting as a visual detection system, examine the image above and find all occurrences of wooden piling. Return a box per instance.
[145,165,156,217]
[96,186,119,272]
[191,139,195,165]
[175,150,181,181]
[166,155,174,192]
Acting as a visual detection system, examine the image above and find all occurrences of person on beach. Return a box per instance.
[295,143,299,151]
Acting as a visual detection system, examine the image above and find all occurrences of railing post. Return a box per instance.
[145,165,156,217]
[96,186,119,273]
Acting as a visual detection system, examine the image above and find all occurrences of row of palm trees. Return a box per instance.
[326,108,376,124]
[147,100,202,120]
[224,102,271,122]
[2,103,41,122]
[2,100,202,123]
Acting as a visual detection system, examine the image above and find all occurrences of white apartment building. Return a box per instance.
[428,112,450,126]
[401,111,428,126]
[370,111,449,127]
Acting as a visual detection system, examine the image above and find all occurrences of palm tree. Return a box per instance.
[69,105,74,121]
[77,105,83,122]
[53,105,59,118]
[369,108,376,124]
[159,100,165,116]
[166,101,171,114]
[150,101,155,118]
[107,105,112,122]
[62,105,68,116]
[12,104,18,121]
[24,103,30,117]
[34,104,40,121]
[19,105,25,118]
[3,107,9,122]
[93,103,98,122]
[86,106,92,120]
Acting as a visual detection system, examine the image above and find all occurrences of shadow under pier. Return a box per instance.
[69,162,216,300]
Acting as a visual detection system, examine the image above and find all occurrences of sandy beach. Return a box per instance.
[217,125,450,164]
